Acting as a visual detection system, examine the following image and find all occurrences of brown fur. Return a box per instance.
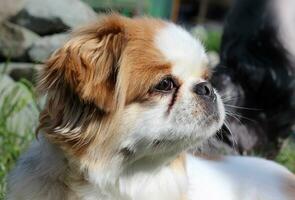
[37,14,174,167]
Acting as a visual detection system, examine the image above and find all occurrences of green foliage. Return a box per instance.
[0,75,39,199]
[0,124,33,199]
[190,26,222,52]
[205,31,222,52]
[276,134,295,172]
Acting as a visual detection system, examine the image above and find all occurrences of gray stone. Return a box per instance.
[0,74,39,136]
[28,33,69,63]
[11,0,97,35]
[0,21,40,60]
[0,62,42,83]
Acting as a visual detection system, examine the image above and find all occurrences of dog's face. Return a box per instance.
[38,15,225,168]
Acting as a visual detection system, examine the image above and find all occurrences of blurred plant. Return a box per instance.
[190,26,221,52]
[275,134,295,172]
[0,75,40,199]
[206,31,221,52]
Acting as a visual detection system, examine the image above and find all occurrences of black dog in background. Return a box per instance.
[211,0,295,155]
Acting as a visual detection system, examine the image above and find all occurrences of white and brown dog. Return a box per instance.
[7,14,295,200]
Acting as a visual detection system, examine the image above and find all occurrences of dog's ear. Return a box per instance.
[38,14,127,112]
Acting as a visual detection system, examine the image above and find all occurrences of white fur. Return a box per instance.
[155,23,208,79]
[118,164,187,200]
[186,155,293,200]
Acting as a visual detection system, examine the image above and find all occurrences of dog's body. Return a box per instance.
[8,135,295,200]
[7,14,295,200]
[8,136,295,200]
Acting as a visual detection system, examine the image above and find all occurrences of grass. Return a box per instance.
[0,126,33,199]
[275,135,295,172]
[190,27,222,52]
[0,75,39,199]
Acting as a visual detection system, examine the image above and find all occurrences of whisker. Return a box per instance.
[225,111,244,125]
[221,95,241,103]
[224,104,261,111]
[226,111,257,123]
[224,120,237,151]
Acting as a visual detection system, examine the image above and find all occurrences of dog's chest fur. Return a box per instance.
[68,165,187,200]
[67,154,187,200]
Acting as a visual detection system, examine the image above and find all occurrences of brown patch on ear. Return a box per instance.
[37,83,105,156]
[284,173,295,200]
[38,14,128,113]
[36,14,129,156]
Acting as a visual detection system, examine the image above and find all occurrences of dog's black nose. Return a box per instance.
[193,82,213,97]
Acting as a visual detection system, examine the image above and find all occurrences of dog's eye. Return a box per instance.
[154,77,175,92]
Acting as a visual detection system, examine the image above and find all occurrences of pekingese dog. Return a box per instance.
[7,14,295,200]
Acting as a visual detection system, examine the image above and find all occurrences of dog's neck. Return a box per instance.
[37,131,189,199]
[65,148,188,200]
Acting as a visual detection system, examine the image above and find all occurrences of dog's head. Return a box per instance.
[38,14,225,169]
